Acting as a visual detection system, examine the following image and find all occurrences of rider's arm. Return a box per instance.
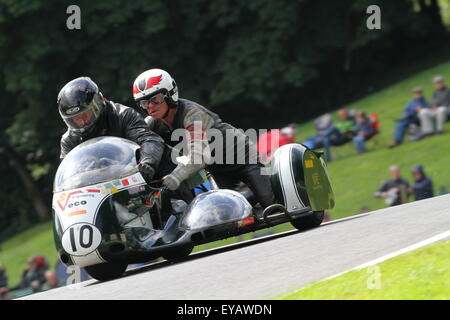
[168,107,214,184]
[122,108,165,170]
[59,131,79,160]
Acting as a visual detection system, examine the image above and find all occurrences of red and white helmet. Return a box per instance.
[132,68,179,106]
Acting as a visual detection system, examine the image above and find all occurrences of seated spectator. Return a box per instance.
[320,108,356,161]
[302,114,333,149]
[11,255,48,293]
[39,270,59,292]
[389,87,429,148]
[0,267,7,289]
[0,287,9,300]
[257,123,297,162]
[410,165,434,201]
[419,75,449,136]
[352,111,377,154]
[374,165,410,206]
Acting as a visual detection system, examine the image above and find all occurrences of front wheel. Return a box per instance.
[290,211,324,231]
[162,244,194,262]
[85,262,128,281]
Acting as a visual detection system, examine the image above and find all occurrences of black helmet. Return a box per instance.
[57,77,105,134]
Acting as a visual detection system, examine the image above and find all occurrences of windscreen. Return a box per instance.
[54,136,139,192]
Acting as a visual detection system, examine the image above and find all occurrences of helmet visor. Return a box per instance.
[60,95,103,130]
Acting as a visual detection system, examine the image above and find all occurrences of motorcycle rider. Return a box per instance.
[58,77,165,183]
[132,68,275,208]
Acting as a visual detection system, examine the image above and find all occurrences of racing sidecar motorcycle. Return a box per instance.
[52,136,334,281]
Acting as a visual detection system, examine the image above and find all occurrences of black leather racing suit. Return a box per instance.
[145,98,275,208]
[59,100,167,174]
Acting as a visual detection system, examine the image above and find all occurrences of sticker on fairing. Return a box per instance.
[61,222,102,256]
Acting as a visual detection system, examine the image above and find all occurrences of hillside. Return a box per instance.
[1,59,450,287]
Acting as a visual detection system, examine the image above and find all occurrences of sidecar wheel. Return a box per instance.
[85,262,128,281]
[162,244,194,262]
[290,211,324,231]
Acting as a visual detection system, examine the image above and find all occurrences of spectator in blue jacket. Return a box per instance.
[389,87,429,148]
[410,165,434,201]
[353,111,377,154]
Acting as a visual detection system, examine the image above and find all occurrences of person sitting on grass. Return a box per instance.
[257,123,297,163]
[0,267,7,296]
[374,165,410,207]
[320,108,356,162]
[409,165,434,201]
[388,87,429,149]
[352,111,377,154]
[10,256,48,293]
[419,75,449,136]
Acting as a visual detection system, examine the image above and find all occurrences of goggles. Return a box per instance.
[139,93,167,109]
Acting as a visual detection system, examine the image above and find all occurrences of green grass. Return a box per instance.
[298,59,450,219]
[2,58,450,289]
[0,221,58,287]
[277,239,450,300]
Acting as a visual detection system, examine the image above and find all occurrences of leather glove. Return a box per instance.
[162,174,182,191]
[162,160,204,191]
[138,158,156,181]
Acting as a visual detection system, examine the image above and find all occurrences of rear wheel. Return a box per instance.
[290,211,324,231]
[85,262,128,281]
[162,244,194,262]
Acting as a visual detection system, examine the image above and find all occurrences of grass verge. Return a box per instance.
[276,239,450,300]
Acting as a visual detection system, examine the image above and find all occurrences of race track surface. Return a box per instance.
[22,194,450,300]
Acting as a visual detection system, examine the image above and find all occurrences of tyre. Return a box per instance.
[290,211,324,231]
[85,262,128,281]
[162,244,194,262]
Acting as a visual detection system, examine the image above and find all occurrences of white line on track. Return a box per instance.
[323,229,450,281]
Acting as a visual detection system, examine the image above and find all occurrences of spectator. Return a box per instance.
[0,287,10,300]
[388,87,429,148]
[39,270,59,292]
[320,109,356,161]
[0,267,8,299]
[302,113,333,149]
[0,267,7,289]
[419,75,449,136]
[279,124,297,145]
[257,123,297,162]
[11,255,48,292]
[352,111,377,154]
[374,165,410,206]
[410,165,434,201]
